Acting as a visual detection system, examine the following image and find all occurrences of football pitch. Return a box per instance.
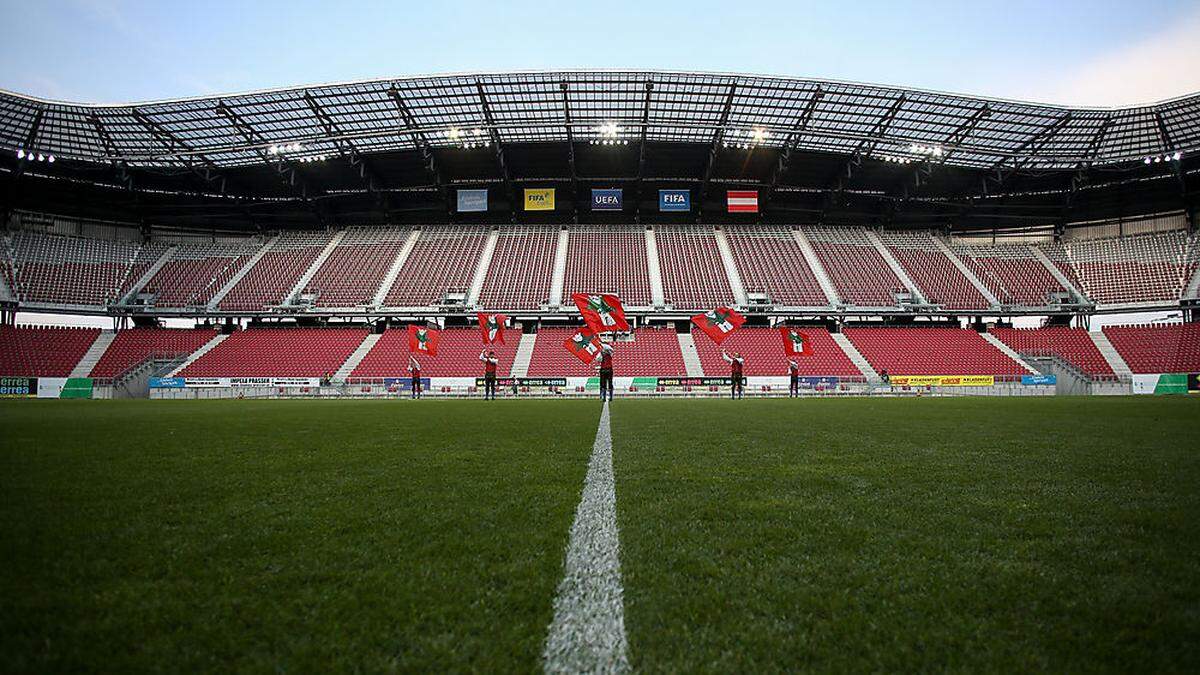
[2,397,1198,672]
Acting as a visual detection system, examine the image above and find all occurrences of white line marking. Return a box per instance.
[544,402,630,674]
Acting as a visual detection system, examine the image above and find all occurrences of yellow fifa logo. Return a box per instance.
[524,188,555,211]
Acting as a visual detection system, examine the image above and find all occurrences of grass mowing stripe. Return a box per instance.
[544,402,631,674]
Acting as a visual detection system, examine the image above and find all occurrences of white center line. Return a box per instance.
[543,402,630,674]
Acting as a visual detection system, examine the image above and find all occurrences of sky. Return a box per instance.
[1,0,1199,106]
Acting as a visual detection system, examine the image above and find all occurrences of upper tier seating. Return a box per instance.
[525,326,686,377]
[989,326,1115,378]
[654,226,735,309]
[691,326,862,377]
[562,226,652,306]
[478,227,558,310]
[219,231,333,311]
[950,242,1065,306]
[88,327,218,379]
[1103,323,1200,374]
[352,326,521,378]
[0,325,100,376]
[879,231,990,309]
[1047,231,1197,305]
[140,240,263,307]
[805,227,905,306]
[844,326,1028,376]
[177,327,367,377]
[306,227,411,307]
[5,231,158,306]
[383,227,489,307]
[723,226,828,306]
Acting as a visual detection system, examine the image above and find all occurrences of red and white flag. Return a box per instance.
[571,293,629,334]
[691,306,746,345]
[563,326,603,364]
[727,190,758,213]
[779,327,813,356]
[407,324,441,356]
[477,312,507,344]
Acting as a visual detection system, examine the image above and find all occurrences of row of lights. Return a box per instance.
[15,148,55,163]
[1144,152,1183,164]
[447,128,490,149]
[722,127,769,150]
[590,122,626,145]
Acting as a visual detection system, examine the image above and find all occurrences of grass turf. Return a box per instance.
[612,396,1200,672]
[2,397,1198,672]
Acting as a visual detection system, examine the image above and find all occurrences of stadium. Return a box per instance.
[2,8,1199,672]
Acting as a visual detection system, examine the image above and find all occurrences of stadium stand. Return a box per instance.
[654,225,736,309]
[989,326,1116,378]
[140,240,262,307]
[691,326,862,377]
[844,326,1029,376]
[382,226,489,307]
[1048,231,1197,305]
[562,225,652,306]
[219,231,333,311]
[477,227,558,310]
[525,326,687,377]
[176,327,368,377]
[723,226,828,306]
[0,325,101,376]
[805,227,906,306]
[878,231,990,309]
[305,227,411,307]
[1102,323,1200,374]
[4,231,151,306]
[950,242,1066,306]
[351,327,520,378]
[88,327,219,379]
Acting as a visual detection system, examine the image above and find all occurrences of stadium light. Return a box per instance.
[47,155,55,163]
[1173,151,1182,161]
[16,148,24,159]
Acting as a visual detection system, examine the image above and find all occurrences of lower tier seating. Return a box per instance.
[691,326,862,377]
[89,327,218,379]
[844,326,1028,377]
[1103,323,1200,374]
[989,326,1115,377]
[525,326,686,376]
[0,325,100,377]
[177,327,367,378]
[351,327,520,378]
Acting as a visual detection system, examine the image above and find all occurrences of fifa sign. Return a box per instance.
[659,189,690,212]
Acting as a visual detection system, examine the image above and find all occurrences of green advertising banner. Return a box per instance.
[59,378,94,399]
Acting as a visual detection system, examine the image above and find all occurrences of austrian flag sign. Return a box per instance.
[477,312,507,344]
[571,293,629,333]
[780,327,813,356]
[563,326,603,364]
[407,324,441,356]
[691,306,746,345]
[727,190,759,213]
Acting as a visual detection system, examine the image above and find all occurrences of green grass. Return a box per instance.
[2,397,1199,672]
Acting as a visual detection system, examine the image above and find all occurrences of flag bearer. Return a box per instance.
[597,342,615,402]
[479,349,499,400]
[722,350,745,399]
[409,354,423,399]
[788,358,800,397]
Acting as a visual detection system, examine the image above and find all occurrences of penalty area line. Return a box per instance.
[543,401,631,674]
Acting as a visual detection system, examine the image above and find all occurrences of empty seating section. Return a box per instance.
[478,227,558,309]
[526,326,686,376]
[879,231,989,309]
[383,227,488,307]
[352,327,520,378]
[306,227,410,307]
[805,227,905,305]
[951,243,1064,306]
[219,232,332,310]
[177,327,368,377]
[989,326,1115,377]
[844,327,1027,376]
[1103,323,1200,374]
[0,325,100,376]
[562,226,651,306]
[655,226,735,309]
[692,326,861,377]
[89,327,218,379]
[1050,231,1196,305]
[6,231,149,306]
[724,227,827,306]
[142,241,262,307]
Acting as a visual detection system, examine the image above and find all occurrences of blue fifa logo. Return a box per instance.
[659,189,690,211]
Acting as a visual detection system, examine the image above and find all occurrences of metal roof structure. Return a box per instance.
[1,71,1197,233]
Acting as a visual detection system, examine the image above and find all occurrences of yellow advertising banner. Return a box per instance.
[524,188,556,211]
[890,375,994,387]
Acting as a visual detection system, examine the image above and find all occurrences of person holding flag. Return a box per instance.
[597,341,615,402]
[787,358,800,397]
[722,349,745,399]
[408,354,423,400]
[479,349,499,400]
